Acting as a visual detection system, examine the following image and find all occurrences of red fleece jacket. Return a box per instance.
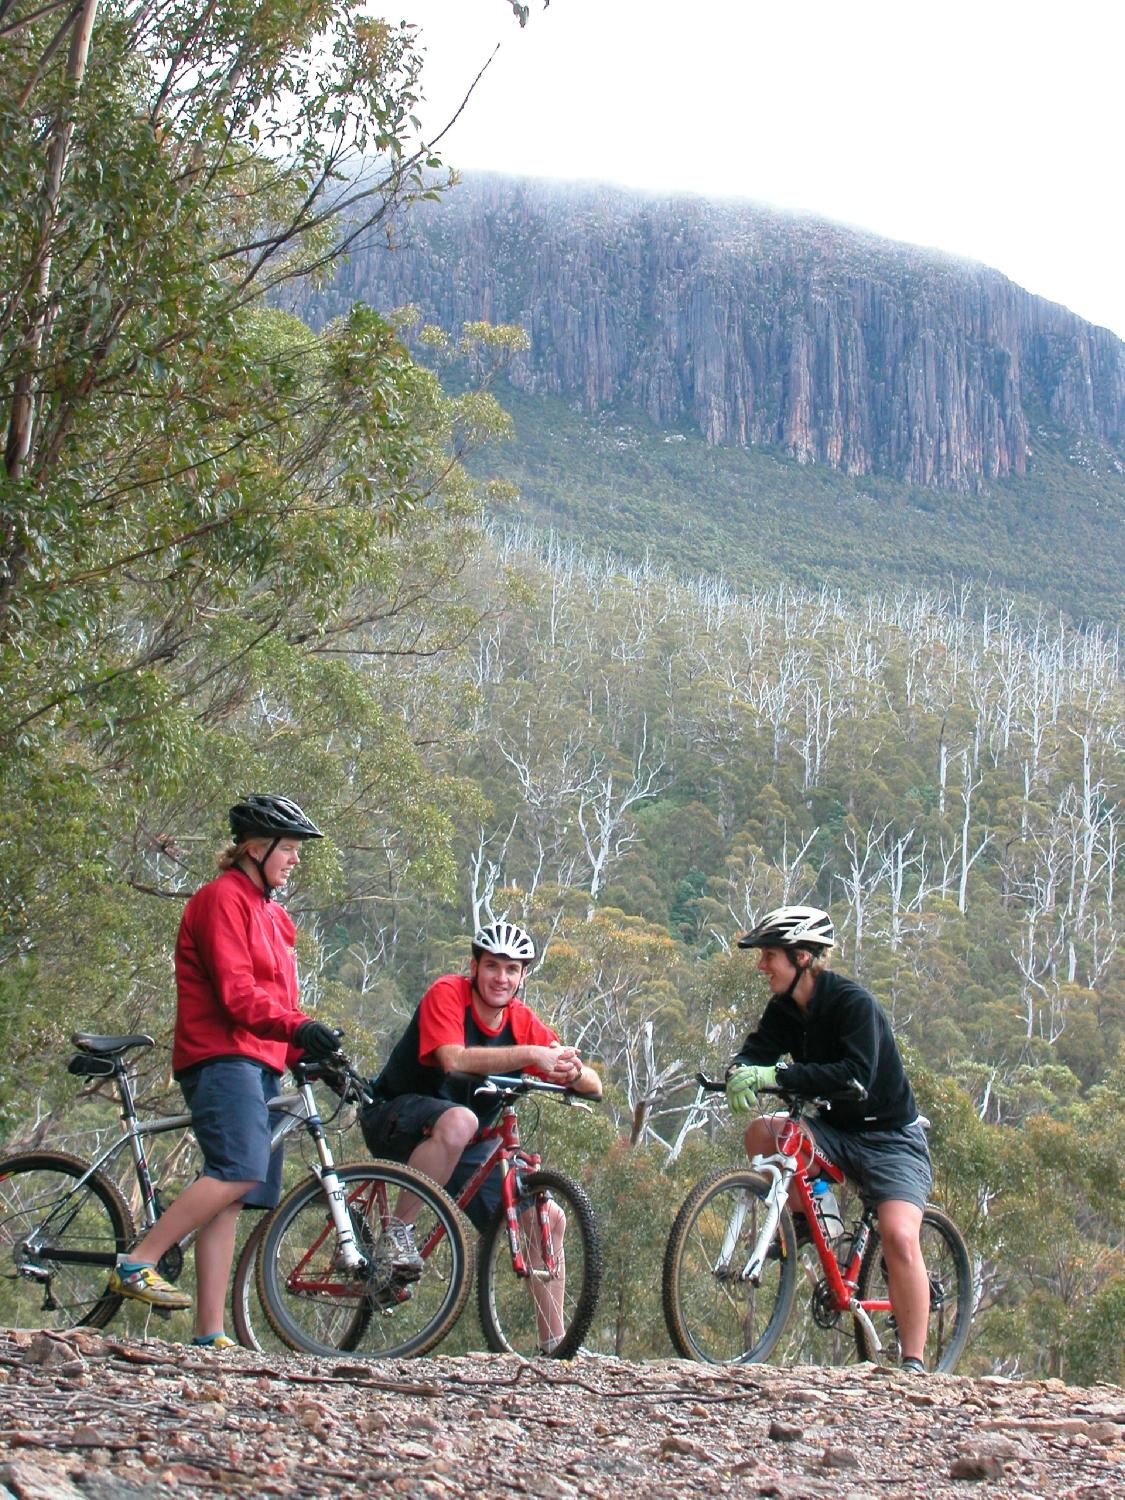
[172,867,308,1076]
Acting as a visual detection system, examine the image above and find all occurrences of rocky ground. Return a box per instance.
[0,1329,1121,1500]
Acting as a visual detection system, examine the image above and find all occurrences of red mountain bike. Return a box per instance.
[237,1071,602,1360]
[450,1073,602,1359]
[663,1078,972,1372]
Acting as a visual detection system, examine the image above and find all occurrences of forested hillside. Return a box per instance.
[1,1,1122,1383]
[473,385,1125,622]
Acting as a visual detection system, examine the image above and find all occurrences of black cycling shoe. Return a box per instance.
[765,1214,813,1260]
[900,1356,927,1375]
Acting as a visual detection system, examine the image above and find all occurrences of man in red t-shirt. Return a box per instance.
[361,921,600,1342]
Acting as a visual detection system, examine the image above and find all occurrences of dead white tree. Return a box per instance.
[576,721,666,913]
[953,751,993,913]
[837,819,891,961]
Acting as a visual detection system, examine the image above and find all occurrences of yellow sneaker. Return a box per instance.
[108,1263,192,1310]
[192,1333,237,1349]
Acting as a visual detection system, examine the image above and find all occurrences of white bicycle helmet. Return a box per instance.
[472,921,537,964]
[737,905,835,952]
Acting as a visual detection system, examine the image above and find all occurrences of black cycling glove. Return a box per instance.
[294,1020,342,1060]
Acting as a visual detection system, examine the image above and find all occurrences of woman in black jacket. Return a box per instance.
[726,905,932,1375]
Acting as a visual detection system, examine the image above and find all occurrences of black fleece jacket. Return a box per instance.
[732,969,917,1131]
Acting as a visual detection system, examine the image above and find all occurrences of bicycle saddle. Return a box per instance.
[71,1032,156,1055]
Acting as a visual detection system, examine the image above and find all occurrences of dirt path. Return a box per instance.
[0,1329,1121,1498]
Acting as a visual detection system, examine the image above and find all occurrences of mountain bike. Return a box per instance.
[0,1032,471,1359]
[243,1068,603,1362]
[452,1074,602,1359]
[662,1077,972,1373]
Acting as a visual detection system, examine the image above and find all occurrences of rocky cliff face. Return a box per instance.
[314,175,1125,491]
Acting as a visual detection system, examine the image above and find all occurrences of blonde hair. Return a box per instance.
[217,840,252,872]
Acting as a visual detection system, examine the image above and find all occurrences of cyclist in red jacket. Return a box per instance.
[108,795,340,1347]
[726,905,933,1375]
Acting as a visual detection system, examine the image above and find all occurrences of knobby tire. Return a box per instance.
[256,1160,472,1359]
[230,1211,270,1351]
[854,1203,972,1373]
[477,1168,601,1359]
[663,1165,798,1364]
[0,1151,135,1332]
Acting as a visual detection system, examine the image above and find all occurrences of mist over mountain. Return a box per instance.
[306,173,1124,494]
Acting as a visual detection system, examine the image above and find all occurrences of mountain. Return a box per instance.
[308,173,1124,494]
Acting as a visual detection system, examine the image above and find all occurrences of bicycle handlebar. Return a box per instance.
[695,1072,868,1106]
[468,1072,600,1105]
[294,1052,374,1107]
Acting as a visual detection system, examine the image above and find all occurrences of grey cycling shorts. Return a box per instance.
[807,1116,932,1211]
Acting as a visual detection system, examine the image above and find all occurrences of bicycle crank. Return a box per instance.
[811,1279,843,1330]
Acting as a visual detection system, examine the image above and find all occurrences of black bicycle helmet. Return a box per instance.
[471,921,537,964]
[229,794,324,843]
[737,904,835,952]
[229,795,322,900]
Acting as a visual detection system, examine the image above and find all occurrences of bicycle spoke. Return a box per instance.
[664,1168,797,1365]
[478,1170,601,1359]
[0,1153,133,1332]
[854,1206,972,1373]
[258,1162,472,1358]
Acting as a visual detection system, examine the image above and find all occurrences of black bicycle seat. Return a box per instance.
[71,1032,155,1055]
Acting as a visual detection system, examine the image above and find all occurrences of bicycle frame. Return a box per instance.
[265,1069,368,1276]
[414,1076,584,1281]
[36,1048,367,1276]
[23,1055,195,1271]
[457,1106,548,1278]
[747,1110,890,1352]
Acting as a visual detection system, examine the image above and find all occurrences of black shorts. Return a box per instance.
[360,1093,502,1231]
[179,1057,284,1210]
[807,1116,933,1211]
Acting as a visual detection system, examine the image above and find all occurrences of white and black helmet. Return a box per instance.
[737,905,835,953]
[472,921,537,964]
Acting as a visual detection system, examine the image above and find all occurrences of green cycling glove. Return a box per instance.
[725,1064,778,1114]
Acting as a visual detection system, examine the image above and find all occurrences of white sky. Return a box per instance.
[393,0,1125,339]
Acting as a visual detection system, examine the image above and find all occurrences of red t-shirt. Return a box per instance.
[371,974,559,1105]
[416,974,558,1065]
[172,867,308,1075]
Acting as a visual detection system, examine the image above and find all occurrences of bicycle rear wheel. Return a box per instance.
[663,1166,798,1364]
[854,1205,973,1373]
[230,1212,270,1351]
[0,1151,134,1331]
[257,1160,472,1358]
[477,1168,601,1359]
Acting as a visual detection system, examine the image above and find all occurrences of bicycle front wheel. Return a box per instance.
[854,1205,973,1373]
[477,1168,601,1359]
[0,1151,134,1332]
[663,1166,798,1364]
[257,1161,473,1359]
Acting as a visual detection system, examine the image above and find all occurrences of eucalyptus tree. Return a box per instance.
[0,2,527,1115]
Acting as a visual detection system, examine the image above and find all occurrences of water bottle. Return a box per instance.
[811,1177,844,1240]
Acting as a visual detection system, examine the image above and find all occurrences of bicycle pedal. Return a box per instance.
[374,1282,415,1313]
